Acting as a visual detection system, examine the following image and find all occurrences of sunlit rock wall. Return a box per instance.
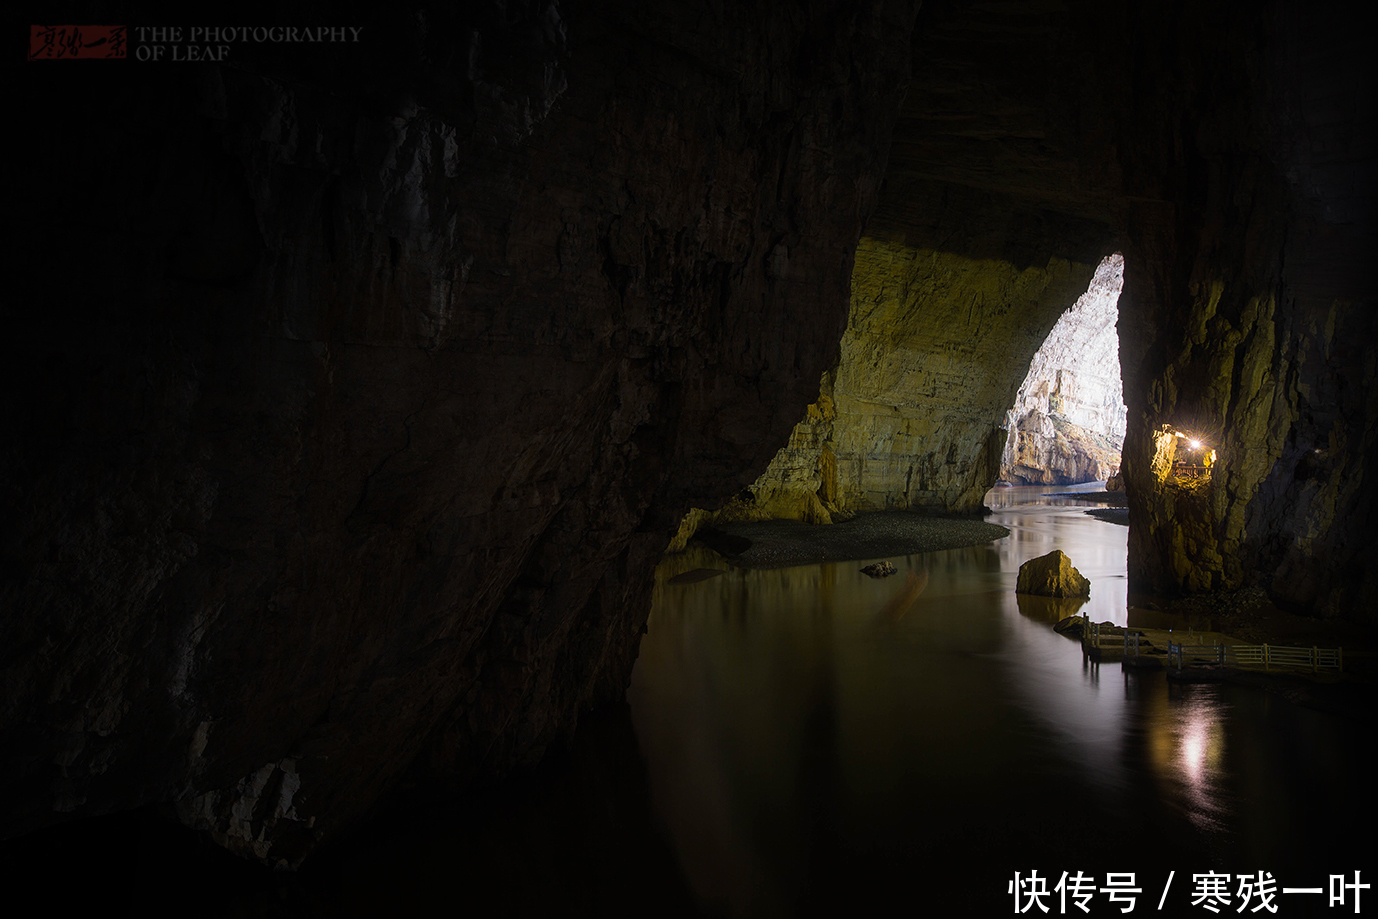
[2,0,918,862]
[684,0,1122,526]
[829,244,1096,512]
[1001,254,1126,485]
[678,247,1095,531]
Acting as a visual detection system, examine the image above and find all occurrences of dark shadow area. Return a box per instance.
[0,704,704,918]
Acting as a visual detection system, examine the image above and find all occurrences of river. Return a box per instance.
[628,484,1374,915]
[30,486,1368,915]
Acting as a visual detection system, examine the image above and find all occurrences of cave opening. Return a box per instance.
[999,253,1127,487]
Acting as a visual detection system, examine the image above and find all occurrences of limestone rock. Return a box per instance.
[1116,4,1377,620]
[1003,412,1122,486]
[1053,615,1086,636]
[2,0,919,863]
[1000,255,1127,486]
[1016,550,1091,598]
[690,249,1097,527]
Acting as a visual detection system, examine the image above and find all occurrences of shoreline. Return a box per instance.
[1085,507,1129,526]
[692,511,1010,569]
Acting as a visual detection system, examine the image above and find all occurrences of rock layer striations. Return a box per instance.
[1114,1,1377,617]
[1001,255,1127,486]
[3,0,917,863]
[695,0,1376,630]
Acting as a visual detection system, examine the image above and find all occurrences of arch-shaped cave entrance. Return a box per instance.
[669,243,1126,548]
[999,253,1126,487]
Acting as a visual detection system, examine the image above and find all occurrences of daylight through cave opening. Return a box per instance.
[999,253,1126,487]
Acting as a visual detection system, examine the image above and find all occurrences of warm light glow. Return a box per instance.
[1189,439,1201,450]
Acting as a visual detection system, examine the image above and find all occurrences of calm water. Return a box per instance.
[628,485,1375,916]
[10,486,1371,915]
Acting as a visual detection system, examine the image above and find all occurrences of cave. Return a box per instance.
[1000,253,1126,487]
[5,0,1375,914]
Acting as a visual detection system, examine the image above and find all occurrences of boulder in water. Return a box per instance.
[1016,550,1091,598]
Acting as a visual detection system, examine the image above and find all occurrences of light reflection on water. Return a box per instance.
[629,485,1372,915]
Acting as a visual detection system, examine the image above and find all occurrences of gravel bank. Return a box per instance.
[1085,507,1129,526]
[697,512,1010,569]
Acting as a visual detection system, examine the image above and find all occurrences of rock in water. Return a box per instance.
[1053,615,1086,636]
[1016,550,1091,598]
[861,561,897,577]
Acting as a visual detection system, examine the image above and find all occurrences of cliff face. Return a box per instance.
[830,245,1095,512]
[697,0,1121,523]
[1001,254,1126,486]
[1116,2,1377,616]
[3,0,917,863]
[678,247,1096,527]
[691,0,1374,627]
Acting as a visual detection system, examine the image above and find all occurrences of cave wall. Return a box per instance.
[679,246,1095,531]
[829,244,1095,513]
[690,0,1122,526]
[5,0,1374,872]
[694,0,1375,628]
[1115,0,1377,616]
[1001,254,1126,486]
[2,0,917,862]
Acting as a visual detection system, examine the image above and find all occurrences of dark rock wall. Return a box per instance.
[5,0,1373,870]
[707,0,1374,626]
[672,0,1124,526]
[3,0,917,862]
[1114,1,1377,616]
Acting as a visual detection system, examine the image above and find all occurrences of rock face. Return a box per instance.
[1016,551,1092,599]
[829,246,1096,512]
[5,0,1375,875]
[3,0,917,862]
[681,0,1123,528]
[679,248,1098,532]
[1116,2,1377,617]
[1001,255,1127,485]
[687,0,1376,629]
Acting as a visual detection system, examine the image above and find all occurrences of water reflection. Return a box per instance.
[1149,686,1228,833]
[630,486,1373,915]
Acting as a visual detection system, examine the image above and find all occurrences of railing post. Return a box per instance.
[1313,646,1318,673]
[1339,647,1344,673]
[1264,643,1269,671]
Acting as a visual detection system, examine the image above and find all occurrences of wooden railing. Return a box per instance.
[1077,615,1343,674]
[1084,619,1127,650]
[1166,642,1225,669]
[1223,643,1342,672]
[1167,641,1342,673]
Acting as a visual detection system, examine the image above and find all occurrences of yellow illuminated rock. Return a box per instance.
[1016,550,1091,598]
[675,244,1097,539]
